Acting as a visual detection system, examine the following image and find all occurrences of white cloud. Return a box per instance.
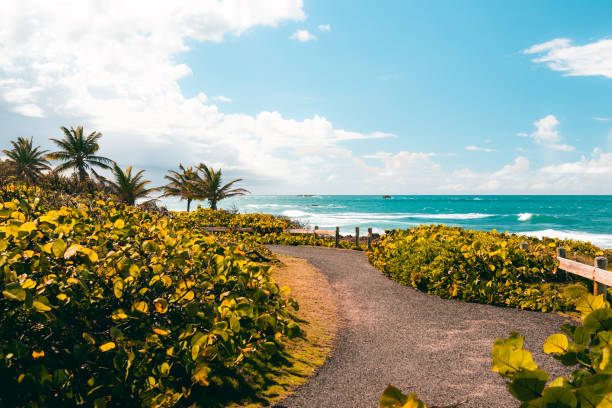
[594,117,612,121]
[213,95,232,103]
[519,114,575,151]
[290,29,316,42]
[465,145,498,152]
[524,38,612,78]
[318,24,331,32]
[0,0,402,192]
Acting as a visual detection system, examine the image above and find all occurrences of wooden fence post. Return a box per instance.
[335,227,340,247]
[367,227,372,250]
[557,247,567,280]
[355,227,359,247]
[314,225,318,239]
[594,257,609,298]
[520,242,529,250]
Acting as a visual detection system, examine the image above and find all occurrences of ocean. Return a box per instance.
[161,195,612,249]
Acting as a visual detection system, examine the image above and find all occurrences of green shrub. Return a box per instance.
[0,186,300,407]
[368,225,588,312]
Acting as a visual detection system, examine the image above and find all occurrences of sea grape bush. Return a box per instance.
[492,294,612,407]
[175,209,364,250]
[368,225,589,312]
[176,208,296,233]
[0,186,300,407]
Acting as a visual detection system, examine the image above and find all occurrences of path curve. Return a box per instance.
[269,245,570,408]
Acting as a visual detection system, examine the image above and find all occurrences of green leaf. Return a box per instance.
[380,385,426,408]
[543,334,570,355]
[32,296,52,312]
[3,284,26,301]
[577,294,610,319]
[541,387,577,408]
[507,369,549,402]
[584,309,612,333]
[51,239,66,258]
[113,279,124,299]
[492,336,538,376]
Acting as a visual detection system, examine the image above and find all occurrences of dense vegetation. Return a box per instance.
[175,208,363,250]
[0,185,300,407]
[367,225,609,312]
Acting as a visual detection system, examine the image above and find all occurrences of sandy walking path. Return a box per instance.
[269,245,570,408]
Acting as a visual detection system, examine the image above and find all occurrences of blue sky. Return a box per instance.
[1,0,612,194]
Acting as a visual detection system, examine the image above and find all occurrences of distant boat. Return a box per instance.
[382,195,392,199]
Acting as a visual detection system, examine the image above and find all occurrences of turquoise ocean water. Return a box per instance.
[162,195,612,248]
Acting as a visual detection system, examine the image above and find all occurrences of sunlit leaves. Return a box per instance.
[0,185,300,407]
[380,385,427,408]
[543,334,570,354]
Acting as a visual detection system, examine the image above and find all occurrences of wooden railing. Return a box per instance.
[555,246,611,297]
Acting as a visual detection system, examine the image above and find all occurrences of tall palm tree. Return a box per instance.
[190,164,248,210]
[48,126,113,182]
[102,164,155,205]
[160,164,199,211]
[2,137,51,184]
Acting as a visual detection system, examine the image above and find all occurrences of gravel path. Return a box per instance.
[268,245,571,408]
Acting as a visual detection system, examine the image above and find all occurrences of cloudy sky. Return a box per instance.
[1,0,612,194]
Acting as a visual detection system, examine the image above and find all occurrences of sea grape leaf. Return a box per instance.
[543,334,570,355]
[507,369,549,402]
[541,387,577,408]
[577,294,610,319]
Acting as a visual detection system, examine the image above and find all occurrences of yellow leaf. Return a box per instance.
[21,279,36,289]
[19,222,37,233]
[99,342,116,352]
[56,293,68,301]
[82,332,96,345]
[134,301,149,314]
[153,328,170,336]
[63,245,79,259]
[153,298,168,313]
[543,334,569,355]
[111,309,128,320]
[31,350,44,359]
[66,278,80,285]
[113,279,124,299]
[114,219,125,229]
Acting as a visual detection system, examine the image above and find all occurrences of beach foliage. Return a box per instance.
[492,293,612,407]
[100,163,156,205]
[0,184,300,407]
[368,225,591,312]
[188,165,248,211]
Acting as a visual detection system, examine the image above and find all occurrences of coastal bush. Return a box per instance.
[492,293,612,407]
[368,225,588,312]
[176,208,296,233]
[0,187,300,407]
[175,209,365,250]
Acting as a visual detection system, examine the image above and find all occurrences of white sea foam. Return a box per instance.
[517,213,533,221]
[404,213,494,220]
[519,229,612,249]
[281,210,310,217]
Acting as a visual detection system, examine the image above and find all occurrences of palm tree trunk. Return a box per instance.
[210,199,217,210]
[187,199,192,212]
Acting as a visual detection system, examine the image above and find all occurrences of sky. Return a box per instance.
[1,0,612,194]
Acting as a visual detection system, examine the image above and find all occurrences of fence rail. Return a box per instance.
[555,245,610,297]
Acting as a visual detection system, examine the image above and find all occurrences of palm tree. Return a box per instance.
[190,164,248,210]
[160,164,199,211]
[2,137,51,184]
[102,164,155,205]
[48,126,113,182]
